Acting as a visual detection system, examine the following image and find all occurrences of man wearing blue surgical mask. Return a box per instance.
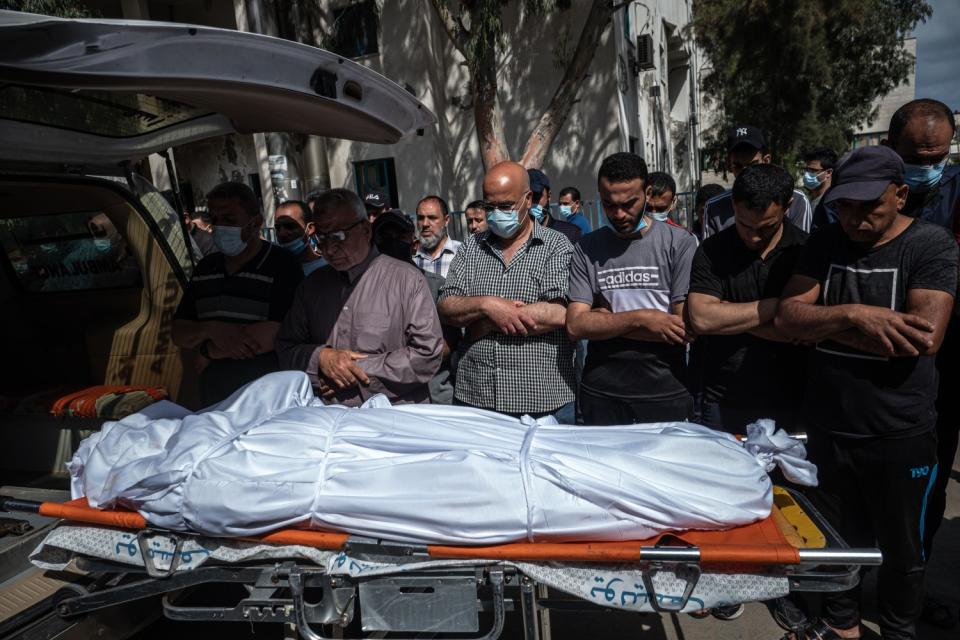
[566,153,698,425]
[527,168,581,244]
[275,200,326,277]
[646,171,684,226]
[802,148,838,230]
[173,182,303,406]
[439,161,576,421]
[884,99,958,226]
[558,186,592,235]
[883,98,960,631]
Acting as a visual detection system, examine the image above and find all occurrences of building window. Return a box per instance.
[330,1,380,59]
[353,157,399,210]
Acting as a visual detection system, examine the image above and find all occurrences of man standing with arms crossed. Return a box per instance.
[439,161,575,421]
[776,146,957,640]
[566,152,697,424]
[686,164,807,433]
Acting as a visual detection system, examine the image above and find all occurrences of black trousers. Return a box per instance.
[807,429,938,640]
[579,389,693,425]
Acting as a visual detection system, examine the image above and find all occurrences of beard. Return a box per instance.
[417,226,447,251]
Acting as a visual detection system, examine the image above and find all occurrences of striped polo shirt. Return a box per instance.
[175,241,303,325]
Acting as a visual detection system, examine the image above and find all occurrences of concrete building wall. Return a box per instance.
[170,134,262,213]
[620,0,699,193]
[854,37,917,146]
[324,0,622,213]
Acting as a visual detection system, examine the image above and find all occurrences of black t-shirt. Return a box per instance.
[795,220,958,438]
[689,219,808,408]
[175,240,303,404]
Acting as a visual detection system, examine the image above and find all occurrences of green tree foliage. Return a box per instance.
[692,0,931,170]
[0,0,94,18]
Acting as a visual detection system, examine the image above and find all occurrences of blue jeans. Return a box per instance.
[550,401,576,424]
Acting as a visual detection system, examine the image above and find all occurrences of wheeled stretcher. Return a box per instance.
[4,488,880,640]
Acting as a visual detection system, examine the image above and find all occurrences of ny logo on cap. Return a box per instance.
[736,128,748,137]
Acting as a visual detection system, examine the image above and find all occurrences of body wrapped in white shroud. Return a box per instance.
[68,372,816,545]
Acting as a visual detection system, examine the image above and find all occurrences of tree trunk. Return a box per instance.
[472,41,510,170]
[519,0,615,169]
[428,0,614,172]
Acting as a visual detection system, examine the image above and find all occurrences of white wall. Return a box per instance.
[325,0,622,212]
[855,37,917,145]
[624,0,699,192]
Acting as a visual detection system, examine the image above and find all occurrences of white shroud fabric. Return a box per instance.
[68,372,816,545]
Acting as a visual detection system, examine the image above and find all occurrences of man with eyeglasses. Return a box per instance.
[438,161,576,422]
[276,189,443,406]
[701,125,812,239]
[881,98,960,629]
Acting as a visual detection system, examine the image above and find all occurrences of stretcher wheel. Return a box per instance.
[53,584,90,619]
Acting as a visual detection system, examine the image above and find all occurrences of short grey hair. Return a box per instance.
[313,189,366,222]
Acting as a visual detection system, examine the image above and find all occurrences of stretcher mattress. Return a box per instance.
[30,523,790,613]
[68,371,816,545]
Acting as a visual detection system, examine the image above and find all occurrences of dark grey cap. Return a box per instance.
[824,146,904,205]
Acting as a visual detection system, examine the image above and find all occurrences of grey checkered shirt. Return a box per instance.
[439,224,575,414]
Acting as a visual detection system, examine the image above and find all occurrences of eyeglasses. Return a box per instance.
[480,192,529,214]
[314,219,364,246]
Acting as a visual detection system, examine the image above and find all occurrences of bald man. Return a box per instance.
[438,161,576,421]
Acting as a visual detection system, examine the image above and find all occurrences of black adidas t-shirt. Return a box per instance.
[795,220,958,438]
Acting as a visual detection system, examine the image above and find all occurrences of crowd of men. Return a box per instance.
[171,97,959,640]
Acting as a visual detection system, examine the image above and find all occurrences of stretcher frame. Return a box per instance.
[2,487,882,640]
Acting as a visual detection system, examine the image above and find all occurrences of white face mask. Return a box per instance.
[212,225,248,256]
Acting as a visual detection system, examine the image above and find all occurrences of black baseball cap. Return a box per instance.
[727,125,765,152]
[527,168,550,194]
[824,146,904,205]
[363,190,387,209]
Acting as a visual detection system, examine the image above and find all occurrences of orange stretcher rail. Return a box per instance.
[4,495,882,567]
[12,496,808,567]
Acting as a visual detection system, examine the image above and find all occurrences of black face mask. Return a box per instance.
[375,238,413,263]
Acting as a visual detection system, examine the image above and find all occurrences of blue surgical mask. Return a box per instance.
[280,237,307,255]
[606,204,648,236]
[903,159,947,191]
[212,225,248,256]
[559,205,574,219]
[529,204,546,223]
[487,209,522,238]
[651,211,670,223]
[802,170,824,190]
[93,238,113,254]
